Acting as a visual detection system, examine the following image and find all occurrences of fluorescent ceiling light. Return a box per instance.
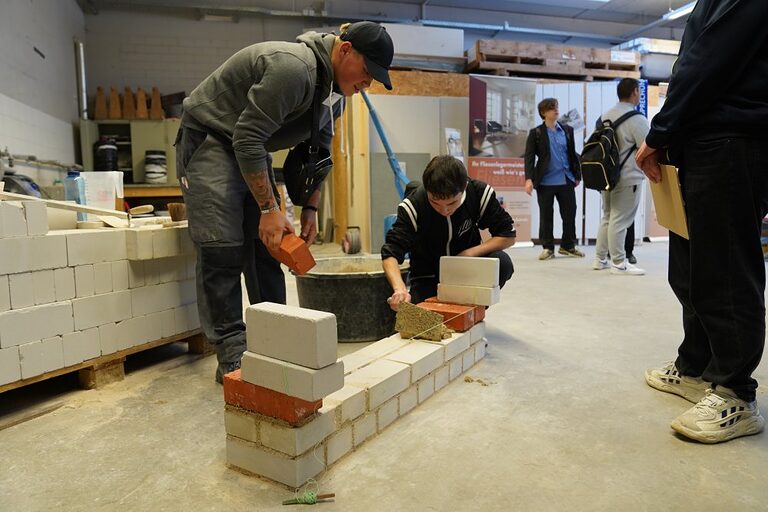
[663,1,696,21]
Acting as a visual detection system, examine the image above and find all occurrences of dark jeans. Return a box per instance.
[409,250,514,305]
[670,135,767,402]
[536,183,577,251]
[177,125,286,364]
[625,222,635,257]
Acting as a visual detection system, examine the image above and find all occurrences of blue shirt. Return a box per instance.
[539,123,575,186]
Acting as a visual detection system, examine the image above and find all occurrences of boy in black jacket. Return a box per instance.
[381,155,516,310]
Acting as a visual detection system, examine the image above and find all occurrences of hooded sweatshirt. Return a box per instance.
[182,32,341,174]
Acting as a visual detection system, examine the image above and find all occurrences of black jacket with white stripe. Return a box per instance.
[381,179,516,280]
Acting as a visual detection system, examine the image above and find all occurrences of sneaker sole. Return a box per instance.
[539,255,554,261]
[644,370,708,403]
[671,415,765,444]
[558,252,584,258]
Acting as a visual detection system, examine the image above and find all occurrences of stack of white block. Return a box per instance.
[226,303,489,488]
[437,256,501,306]
[0,202,200,387]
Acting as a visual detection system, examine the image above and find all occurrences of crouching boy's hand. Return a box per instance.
[388,289,411,311]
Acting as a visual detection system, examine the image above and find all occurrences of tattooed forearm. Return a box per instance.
[242,169,277,210]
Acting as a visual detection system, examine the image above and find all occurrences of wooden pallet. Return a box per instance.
[0,329,212,394]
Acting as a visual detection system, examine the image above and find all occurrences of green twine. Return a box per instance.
[294,490,318,504]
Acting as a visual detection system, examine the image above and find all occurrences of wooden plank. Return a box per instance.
[0,190,130,218]
[124,185,182,198]
[367,70,468,97]
[331,113,349,244]
[79,358,125,389]
[349,95,371,253]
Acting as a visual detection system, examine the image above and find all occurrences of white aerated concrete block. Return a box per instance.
[0,276,9,312]
[352,413,376,447]
[93,262,113,294]
[345,359,410,410]
[130,282,180,316]
[260,409,335,456]
[475,339,487,361]
[185,255,196,279]
[0,238,29,274]
[143,259,160,286]
[32,270,55,305]
[340,334,408,375]
[440,331,471,361]
[226,436,325,489]
[40,336,65,373]
[246,302,337,369]
[145,312,164,344]
[29,234,67,271]
[377,398,398,431]
[54,268,76,302]
[19,341,45,378]
[0,302,74,348]
[417,375,435,403]
[174,306,189,334]
[152,228,181,258]
[111,261,129,291]
[0,346,21,385]
[185,303,200,330]
[462,348,476,372]
[325,425,352,465]
[399,386,418,415]
[125,228,154,260]
[385,342,444,382]
[72,290,132,330]
[439,256,499,288]
[62,327,100,366]
[437,283,500,307]
[9,273,34,309]
[127,261,145,288]
[470,321,486,345]
[240,351,344,402]
[325,385,366,425]
[46,207,76,230]
[160,309,176,338]
[435,365,449,391]
[74,265,95,298]
[449,356,464,381]
[22,201,48,236]
[224,405,260,443]
[115,318,138,351]
[0,202,27,237]
[180,229,195,256]
[98,323,118,355]
[66,229,127,265]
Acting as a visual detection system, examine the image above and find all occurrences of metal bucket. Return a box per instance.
[295,256,409,342]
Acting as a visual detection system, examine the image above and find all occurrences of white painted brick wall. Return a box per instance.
[439,256,500,288]
[0,302,74,348]
[240,351,344,402]
[245,302,337,369]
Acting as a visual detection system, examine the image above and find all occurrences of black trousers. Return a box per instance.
[671,135,767,402]
[625,222,635,257]
[536,183,577,250]
[409,250,514,305]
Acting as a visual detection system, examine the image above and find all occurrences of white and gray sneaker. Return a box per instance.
[671,387,765,444]
[645,361,711,403]
[610,261,645,275]
[593,258,610,270]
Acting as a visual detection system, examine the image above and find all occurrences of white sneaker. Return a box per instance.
[593,258,610,270]
[645,361,711,403]
[610,261,645,275]
[671,387,765,444]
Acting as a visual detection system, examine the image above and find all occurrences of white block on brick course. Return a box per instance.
[74,265,95,298]
[0,346,21,385]
[352,413,376,447]
[324,385,366,425]
[111,261,129,291]
[93,262,113,294]
[29,233,67,271]
[226,435,325,489]
[0,202,27,237]
[224,405,259,443]
[449,356,463,381]
[53,268,75,302]
[145,312,164,344]
[0,238,29,274]
[340,334,408,375]
[143,259,160,286]
[160,309,176,338]
[475,339,487,361]
[440,331,471,361]
[246,302,337,369]
[399,385,418,415]
[260,409,335,457]
[174,306,189,334]
[438,283,500,307]
[439,256,499,288]
[180,229,195,256]
[72,290,132,330]
[240,351,344,402]
[131,282,182,316]
[19,341,45,378]
[153,228,181,258]
[40,336,65,373]
[185,303,200,330]
[385,342,444,382]
[417,375,435,403]
[435,365,449,391]
[98,323,118,355]
[9,273,34,309]
[345,359,410,410]
[470,321,486,345]
[22,201,48,236]
[462,348,476,372]
[125,228,154,260]
[0,302,74,348]
[377,398,398,431]
[0,276,9,312]
[325,425,352,466]
[62,327,100,366]
[66,229,127,265]
[115,318,138,351]
[32,270,55,305]
[127,261,145,288]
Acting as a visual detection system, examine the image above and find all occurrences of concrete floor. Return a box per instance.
[1,242,767,511]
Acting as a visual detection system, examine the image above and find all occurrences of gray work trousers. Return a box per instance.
[176,124,286,364]
[595,183,642,265]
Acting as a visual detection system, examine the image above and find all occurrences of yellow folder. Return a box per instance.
[650,165,689,239]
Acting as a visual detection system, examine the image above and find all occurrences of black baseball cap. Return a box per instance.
[340,21,394,90]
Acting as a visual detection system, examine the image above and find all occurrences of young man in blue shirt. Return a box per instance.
[524,98,584,260]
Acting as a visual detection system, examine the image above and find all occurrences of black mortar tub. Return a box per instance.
[295,256,409,342]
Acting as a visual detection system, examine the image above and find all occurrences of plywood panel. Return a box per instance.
[367,70,468,97]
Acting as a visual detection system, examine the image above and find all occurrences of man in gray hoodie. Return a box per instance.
[593,78,649,276]
[176,22,394,382]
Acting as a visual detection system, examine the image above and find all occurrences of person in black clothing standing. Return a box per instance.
[524,98,584,261]
[638,0,767,443]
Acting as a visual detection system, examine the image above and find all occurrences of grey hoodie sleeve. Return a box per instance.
[233,52,313,174]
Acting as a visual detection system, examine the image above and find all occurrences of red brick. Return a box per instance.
[223,369,322,425]
[425,296,484,324]
[416,301,475,332]
[269,233,316,275]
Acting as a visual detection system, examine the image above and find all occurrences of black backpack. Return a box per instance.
[581,110,642,191]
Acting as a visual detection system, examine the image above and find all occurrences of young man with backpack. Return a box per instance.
[592,78,649,275]
[381,155,516,310]
[524,98,584,261]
